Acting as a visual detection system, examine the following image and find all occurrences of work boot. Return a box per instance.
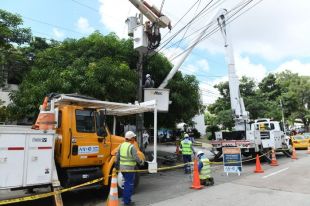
[209,177,214,186]
[123,202,135,206]
[204,180,211,186]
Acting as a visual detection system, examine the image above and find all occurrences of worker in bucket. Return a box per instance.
[144,74,154,88]
[116,131,144,206]
[197,151,214,186]
[180,133,195,174]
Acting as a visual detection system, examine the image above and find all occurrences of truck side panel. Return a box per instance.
[0,133,25,188]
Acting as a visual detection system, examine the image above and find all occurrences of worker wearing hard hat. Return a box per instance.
[180,133,195,174]
[197,151,214,186]
[144,74,154,88]
[116,131,144,206]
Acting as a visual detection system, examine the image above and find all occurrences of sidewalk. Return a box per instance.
[150,155,310,206]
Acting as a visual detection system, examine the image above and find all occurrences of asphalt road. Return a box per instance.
[2,146,309,206]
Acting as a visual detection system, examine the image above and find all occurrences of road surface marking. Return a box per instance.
[262,167,289,179]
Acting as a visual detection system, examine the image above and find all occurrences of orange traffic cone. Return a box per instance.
[270,148,279,166]
[291,145,297,160]
[254,154,264,173]
[107,169,119,206]
[190,158,203,190]
[176,144,180,155]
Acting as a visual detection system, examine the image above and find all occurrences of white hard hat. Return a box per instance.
[197,151,204,157]
[125,131,136,140]
[184,133,189,138]
[146,74,151,78]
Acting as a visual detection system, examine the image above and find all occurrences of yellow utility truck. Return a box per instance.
[0,93,158,203]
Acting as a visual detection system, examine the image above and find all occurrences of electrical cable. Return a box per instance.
[168,0,259,61]
[23,16,84,35]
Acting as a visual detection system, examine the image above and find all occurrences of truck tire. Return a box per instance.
[262,149,272,163]
[210,150,222,162]
[282,143,292,157]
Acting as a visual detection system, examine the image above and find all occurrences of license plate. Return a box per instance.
[222,141,236,147]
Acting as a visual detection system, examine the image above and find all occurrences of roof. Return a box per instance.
[53,94,156,116]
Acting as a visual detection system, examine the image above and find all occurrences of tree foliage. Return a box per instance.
[9,31,203,127]
[207,70,310,131]
[0,9,33,86]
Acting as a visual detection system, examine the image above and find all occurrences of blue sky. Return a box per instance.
[1,0,310,104]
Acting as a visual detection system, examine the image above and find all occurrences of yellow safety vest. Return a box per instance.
[181,140,193,155]
[120,142,136,166]
[199,158,211,179]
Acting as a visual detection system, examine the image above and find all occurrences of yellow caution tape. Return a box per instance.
[0,150,280,205]
[0,178,103,205]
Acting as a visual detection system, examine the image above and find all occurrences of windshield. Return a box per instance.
[294,135,305,140]
[303,133,310,138]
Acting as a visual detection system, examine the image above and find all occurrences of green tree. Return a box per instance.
[277,71,310,131]
[0,9,32,86]
[10,32,204,127]
[208,76,258,129]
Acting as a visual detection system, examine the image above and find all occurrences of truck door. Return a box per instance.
[69,109,110,167]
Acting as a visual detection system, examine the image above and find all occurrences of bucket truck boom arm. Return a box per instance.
[159,9,227,89]
[217,11,249,131]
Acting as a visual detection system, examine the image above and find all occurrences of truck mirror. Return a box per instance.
[97,127,107,137]
[96,111,107,139]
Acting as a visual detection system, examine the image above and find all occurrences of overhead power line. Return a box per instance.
[23,16,84,35]
[168,0,260,62]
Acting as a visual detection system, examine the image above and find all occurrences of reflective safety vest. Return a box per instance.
[181,140,193,155]
[199,158,211,179]
[120,142,136,166]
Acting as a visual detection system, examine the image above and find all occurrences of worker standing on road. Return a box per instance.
[197,151,214,186]
[180,134,195,174]
[116,131,144,206]
[142,130,150,150]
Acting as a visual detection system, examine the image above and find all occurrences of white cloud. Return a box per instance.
[76,17,95,34]
[275,60,310,76]
[52,28,64,39]
[98,0,310,61]
[200,81,221,105]
[234,54,267,82]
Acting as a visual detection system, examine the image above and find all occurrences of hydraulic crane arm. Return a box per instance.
[159,9,227,89]
[217,11,249,130]
[128,0,171,29]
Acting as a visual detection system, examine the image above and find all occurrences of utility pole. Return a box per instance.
[126,0,171,150]
[136,49,144,150]
[280,99,286,133]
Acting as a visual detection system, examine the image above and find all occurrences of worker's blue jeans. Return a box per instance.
[123,172,135,204]
[183,155,192,173]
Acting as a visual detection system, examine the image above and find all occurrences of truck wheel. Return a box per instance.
[282,143,292,157]
[211,150,222,162]
[117,171,140,196]
[262,149,272,163]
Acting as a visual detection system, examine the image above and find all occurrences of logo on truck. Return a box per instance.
[78,146,99,154]
[32,137,47,142]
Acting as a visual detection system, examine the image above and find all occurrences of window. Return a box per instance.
[58,111,62,128]
[76,110,95,133]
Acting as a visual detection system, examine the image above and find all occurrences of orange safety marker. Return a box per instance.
[190,158,203,190]
[291,145,297,160]
[254,154,264,173]
[270,148,279,166]
[107,169,119,206]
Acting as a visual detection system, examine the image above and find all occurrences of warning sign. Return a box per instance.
[223,147,242,175]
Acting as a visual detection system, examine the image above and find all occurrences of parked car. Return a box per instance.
[303,133,310,139]
[291,134,310,149]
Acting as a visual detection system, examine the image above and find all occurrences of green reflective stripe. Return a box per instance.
[120,142,136,166]
[199,158,211,179]
[181,141,192,155]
